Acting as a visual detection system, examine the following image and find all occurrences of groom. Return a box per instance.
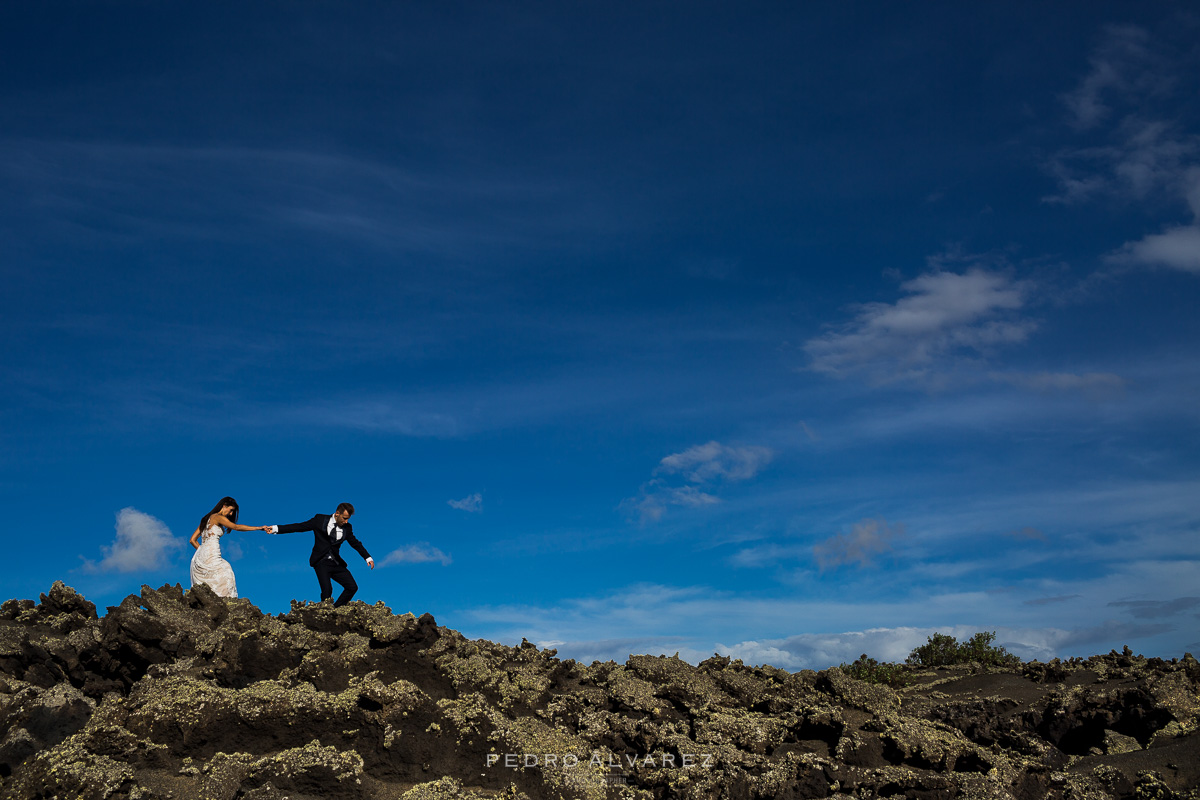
[268,502,375,607]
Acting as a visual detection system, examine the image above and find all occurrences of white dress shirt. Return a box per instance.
[267,517,373,567]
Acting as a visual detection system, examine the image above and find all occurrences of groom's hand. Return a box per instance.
[366,557,375,570]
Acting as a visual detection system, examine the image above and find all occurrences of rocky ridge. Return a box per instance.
[1,582,1198,799]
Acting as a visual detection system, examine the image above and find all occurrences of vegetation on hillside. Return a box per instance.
[839,630,1021,687]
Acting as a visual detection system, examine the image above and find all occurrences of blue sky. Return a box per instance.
[3,3,1199,669]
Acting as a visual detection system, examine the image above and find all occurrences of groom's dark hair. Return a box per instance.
[337,502,355,515]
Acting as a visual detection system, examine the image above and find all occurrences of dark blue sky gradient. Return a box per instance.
[3,2,1199,667]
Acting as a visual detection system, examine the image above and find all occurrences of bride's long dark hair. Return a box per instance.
[199,496,239,532]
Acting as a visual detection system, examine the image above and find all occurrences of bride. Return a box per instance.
[189,496,270,598]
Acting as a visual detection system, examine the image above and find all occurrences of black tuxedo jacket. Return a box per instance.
[276,514,372,568]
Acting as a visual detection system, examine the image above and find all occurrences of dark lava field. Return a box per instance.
[1,582,1197,799]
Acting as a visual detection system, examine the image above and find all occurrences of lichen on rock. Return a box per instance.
[2,582,1199,799]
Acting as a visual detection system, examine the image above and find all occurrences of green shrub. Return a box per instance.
[906,631,1021,668]
[906,633,960,667]
[839,654,909,688]
[959,631,1022,667]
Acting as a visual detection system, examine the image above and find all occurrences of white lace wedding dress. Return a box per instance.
[190,523,238,597]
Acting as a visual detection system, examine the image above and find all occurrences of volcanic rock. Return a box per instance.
[1,581,1198,799]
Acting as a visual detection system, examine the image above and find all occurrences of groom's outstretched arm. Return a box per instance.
[346,528,374,569]
[270,516,320,535]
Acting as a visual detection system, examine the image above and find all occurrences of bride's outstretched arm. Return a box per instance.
[210,514,271,533]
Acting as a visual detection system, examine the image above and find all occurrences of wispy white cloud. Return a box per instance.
[0,140,620,257]
[804,267,1033,383]
[203,367,655,440]
[730,517,905,572]
[1042,161,1110,206]
[825,353,1200,442]
[448,493,483,513]
[989,370,1125,393]
[460,536,1200,667]
[1054,621,1176,650]
[380,543,452,566]
[660,486,722,507]
[464,579,1196,669]
[1061,25,1156,131]
[624,486,721,524]
[623,440,773,524]
[1112,224,1200,273]
[529,637,708,665]
[813,517,903,570]
[81,507,179,573]
[1108,167,1200,273]
[1107,596,1200,619]
[1045,119,1196,206]
[715,620,1187,669]
[718,625,1011,669]
[288,399,463,437]
[1111,120,1196,199]
[539,626,1093,670]
[1046,27,1200,276]
[728,542,812,569]
[1024,594,1080,606]
[657,441,773,483]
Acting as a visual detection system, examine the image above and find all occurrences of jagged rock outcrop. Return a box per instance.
[1,582,1197,799]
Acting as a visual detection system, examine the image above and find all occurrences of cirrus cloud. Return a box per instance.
[623,440,774,524]
[1061,24,1156,132]
[989,371,1125,393]
[804,268,1033,383]
[813,517,904,571]
[1108,167,1200,273]
[381,543,452,566]
[657,441,773,483]
[448,493,483,513]
[1046,26,1200,277]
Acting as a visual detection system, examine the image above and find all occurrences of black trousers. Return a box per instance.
[314,559,358,606]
